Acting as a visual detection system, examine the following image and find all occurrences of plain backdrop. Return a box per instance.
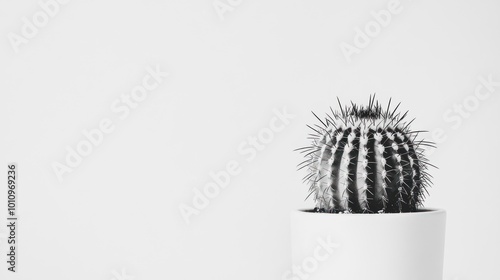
[1,0,499,279]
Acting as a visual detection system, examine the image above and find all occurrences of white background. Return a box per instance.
[1,0,499,279]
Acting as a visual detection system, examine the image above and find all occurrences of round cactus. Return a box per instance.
[297,95,435,213]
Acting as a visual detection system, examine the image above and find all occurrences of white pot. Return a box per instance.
[289,209,446,280]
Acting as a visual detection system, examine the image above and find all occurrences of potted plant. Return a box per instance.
[289,96,446,280]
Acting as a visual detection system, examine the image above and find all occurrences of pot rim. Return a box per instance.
[294,208,445,216]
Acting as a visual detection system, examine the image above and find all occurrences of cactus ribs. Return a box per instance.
[297,95,435,213]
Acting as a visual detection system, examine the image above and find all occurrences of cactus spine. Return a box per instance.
[298,96,434,213]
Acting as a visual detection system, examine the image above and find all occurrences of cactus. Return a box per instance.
[297,95,435,213]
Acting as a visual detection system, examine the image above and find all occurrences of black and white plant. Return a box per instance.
[297,95,435,213]
[290,95,447,280]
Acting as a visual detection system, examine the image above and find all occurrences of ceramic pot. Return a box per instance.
[289,209,446,280]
